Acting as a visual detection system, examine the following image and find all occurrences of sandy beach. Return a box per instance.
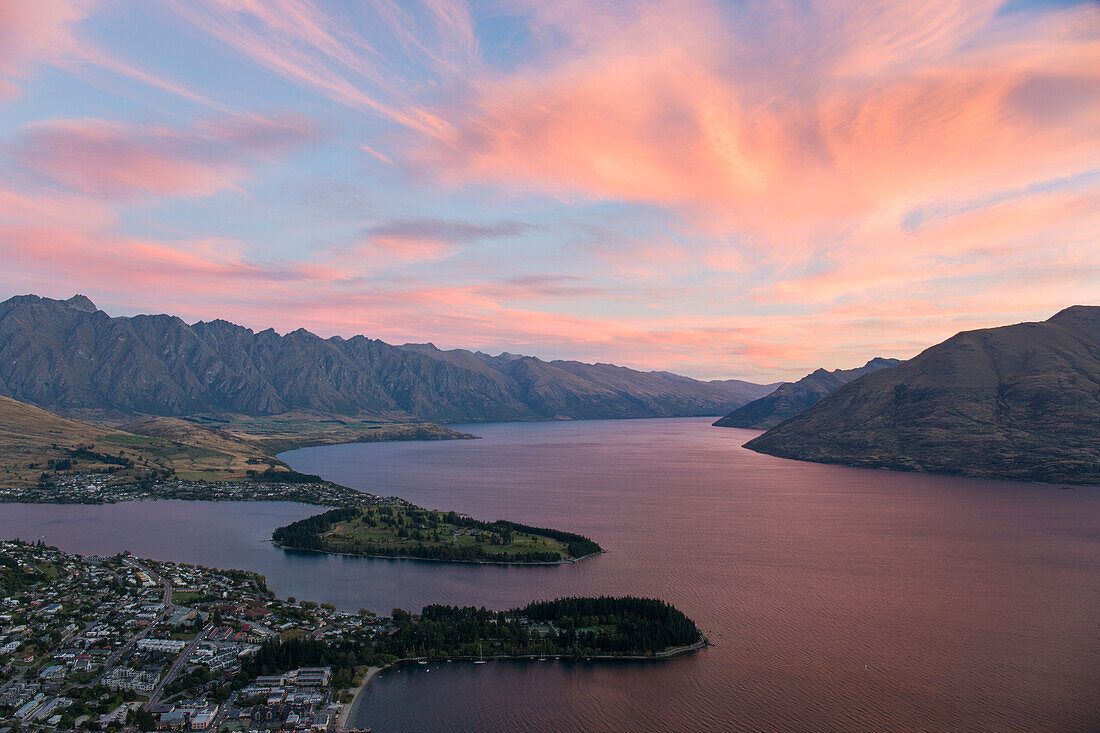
[337,666,383,730]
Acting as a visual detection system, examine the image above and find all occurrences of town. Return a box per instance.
[0,540,380,732]
[0,540,704,732]
[0,475,397,509]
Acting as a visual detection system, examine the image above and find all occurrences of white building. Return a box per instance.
[138,637,187,653]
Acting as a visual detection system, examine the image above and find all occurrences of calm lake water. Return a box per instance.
[1,417,1097,731]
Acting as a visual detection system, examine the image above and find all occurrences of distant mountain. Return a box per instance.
[705,377,782,405]
[0,294,766,423]
[401,343,779,417]
[744,307,1100,485]
[713,357,902,429]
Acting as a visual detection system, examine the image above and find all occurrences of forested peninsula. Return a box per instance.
[246,596,706,672]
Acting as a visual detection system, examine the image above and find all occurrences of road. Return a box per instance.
[145,622,213,706]
[68,558,214,707]
[87,559,176,689]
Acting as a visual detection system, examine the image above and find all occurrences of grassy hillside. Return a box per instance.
[187,412,477,454]
[0,395,136,488]
[0,396,476,492]
[0,396,284,487]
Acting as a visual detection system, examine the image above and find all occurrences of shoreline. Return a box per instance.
[335,637,707,731]
[337,665,383,731]
[273,541,605,566]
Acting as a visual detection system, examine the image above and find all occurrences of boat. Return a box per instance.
[474,640,488,664]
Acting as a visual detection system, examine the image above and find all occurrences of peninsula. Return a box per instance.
[0,541,704,731]
[744,306,1100,485]
[0,394,603,565]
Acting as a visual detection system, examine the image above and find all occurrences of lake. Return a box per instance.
[0,417,1097,731]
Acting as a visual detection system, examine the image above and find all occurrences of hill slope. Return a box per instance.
[713,357,901,429]
[744,307,1100,484]
[0,395,281,487]
[0,294,764,423]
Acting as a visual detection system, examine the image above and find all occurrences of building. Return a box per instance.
[13,693,46,721]
[156,704,219,731]
[291,667,331,686]
[190,705,218,730]
[138,637,188,653]
[102,667,160,693]
[39,664,67,681]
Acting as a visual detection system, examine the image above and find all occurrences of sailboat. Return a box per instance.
[474,640,487,664]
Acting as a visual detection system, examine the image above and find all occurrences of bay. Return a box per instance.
[1,417,1096,731]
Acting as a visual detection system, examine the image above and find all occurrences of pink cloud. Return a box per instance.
[345,218,532,266]
[1,0,1096,382]
[9,112,317,199]
[754,186,1100,305]
[0,0,212,105]
[1,205,1088,381]
[0,0,92,97]
[411,0,1100,244]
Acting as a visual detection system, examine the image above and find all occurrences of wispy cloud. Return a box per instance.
[0,0,1096,380]
[159,0,464,136]
[348,217,533,265]
[0,0,94,96]
[8,112,317,199]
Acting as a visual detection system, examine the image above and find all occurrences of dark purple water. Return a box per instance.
[1,417,1097,731]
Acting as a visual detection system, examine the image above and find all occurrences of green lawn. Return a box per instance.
[169,630,198,641]
[36,562,61,579]
[326,507,570,560]
[101,433,163,447]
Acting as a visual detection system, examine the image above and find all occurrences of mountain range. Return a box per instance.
[0,294,774,423]
[713,357,902,429]
[744,306,1100,485]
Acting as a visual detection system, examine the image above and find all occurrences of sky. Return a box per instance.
[0,0,1097,382]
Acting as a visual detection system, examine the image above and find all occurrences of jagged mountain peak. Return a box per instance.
[64,294,98,312]
[0,293,770,423]
[714,356,903,430]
